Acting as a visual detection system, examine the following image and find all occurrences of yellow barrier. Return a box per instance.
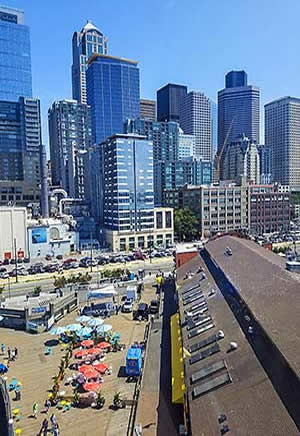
[170,313,185,404]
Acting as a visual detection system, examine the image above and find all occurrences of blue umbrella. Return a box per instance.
[79,326,92,337]
[76,315,92,323]
[65,323,82,332]
[96,324,112,335]
[50,326,66,335]
[0,363,8,373]
[87,318,104,327]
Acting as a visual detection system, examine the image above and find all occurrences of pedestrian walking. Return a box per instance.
[32,402,38,419]
[44,399,51,413]
[53,423,59,436]
[40,418,48,436]
[14,347,18,358]
[50,413,56,431]
[1,343,5,354]
[7,347,11,360]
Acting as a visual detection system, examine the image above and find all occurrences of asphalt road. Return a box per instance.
[1,258,174,298]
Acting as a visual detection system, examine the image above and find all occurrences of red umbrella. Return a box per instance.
[82,368,99,379]
[79,364,91,374]
[87,347,100,355]
[83,382,102,392]
[74,349,89,359]
[93,363,109,374]
[96,342,111,350]
[81,339,94,348]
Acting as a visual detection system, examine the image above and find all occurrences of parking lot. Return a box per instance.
[1,280,159,435]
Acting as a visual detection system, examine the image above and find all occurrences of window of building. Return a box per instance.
[138,236,145,249]
[156,211,163,229]
[120,238,126,252]
[165,211,172,228]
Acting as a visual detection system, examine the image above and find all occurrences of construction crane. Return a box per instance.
[216,117,235,181]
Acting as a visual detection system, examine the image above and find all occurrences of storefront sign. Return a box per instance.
[31,306,47,314]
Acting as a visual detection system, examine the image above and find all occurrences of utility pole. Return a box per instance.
[14,238,18,284]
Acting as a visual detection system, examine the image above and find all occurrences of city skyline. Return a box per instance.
[3,0,300,148]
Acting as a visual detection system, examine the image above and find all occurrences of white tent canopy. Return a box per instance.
[87,284,117,300]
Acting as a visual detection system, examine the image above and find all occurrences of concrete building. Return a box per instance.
[27,217,79,260]
[222,134,260,184]
[140,99,156,121]
[218,71,260,152]
[0,206,27,260]
[87,54,140,144]
[180,91,212,160]
[48,99,91,198]
[72,20,108,104]
[157,83,187,122]
[249,184,290,234]
[265,97,300,191]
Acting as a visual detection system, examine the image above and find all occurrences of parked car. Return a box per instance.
[56,254,63,260]
[133,303,149,321]
[149,300,159,314]
[0,272,9,279]
[0,267,7,273]
[3,259,10,265]
[10,259,16,264]
[122,299,133,313]
[23,257,30,263]
[45,254,52,261]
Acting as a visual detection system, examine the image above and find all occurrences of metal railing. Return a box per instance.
[0,376,14,436]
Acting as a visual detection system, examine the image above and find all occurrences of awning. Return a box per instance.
[170,313,185,404]
[87,284,117,299]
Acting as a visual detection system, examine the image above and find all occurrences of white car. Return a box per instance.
[122,299,133,313]
[0,272,9,279]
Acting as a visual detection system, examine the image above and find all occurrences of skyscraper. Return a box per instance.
[265,97,300,191]
[0,6,32,101]
[225,70,247,88]
[86,54,140,143]
[0,97,42,206]
[48,100,91,198]
[258,144,273,184]
[72,20,108,104]
[218,71,260,152]
[157,83,187,122]
[180,91,212,160]
[221,134,260,184]
[140,99,156,121]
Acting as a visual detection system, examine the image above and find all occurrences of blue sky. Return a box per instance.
[4,0,300,145]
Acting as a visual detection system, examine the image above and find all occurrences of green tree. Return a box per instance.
[174,208,199,242]
[33,286,41,296]
[54,275,66,289]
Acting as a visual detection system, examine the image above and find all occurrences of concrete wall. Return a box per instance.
[0,207,27,260]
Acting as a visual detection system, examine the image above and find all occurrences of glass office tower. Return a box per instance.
[72,21,108,104]
[157,83,187,122]
[0,6,32,101]
[86,54,140,143]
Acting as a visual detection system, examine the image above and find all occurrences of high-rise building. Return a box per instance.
[0,97,41,207]
[140,99,156,121]
[48,99,91,198]
[218,71,260,152]
[87,133,174,250]
[72,20,108,104]
[225,70,248,88]
[211,100,218,159]
[180,91,212,160]
[86,54,140,144]
[258,144,272,184]
[265,97,300,191]
[157,83,187,122]
[0,6,32,102]
[178,131,195,159]
[221,134,260,184]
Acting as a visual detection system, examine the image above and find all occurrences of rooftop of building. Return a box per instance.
[88,53,138,66]
[157,83,188,92]
[81,20,104,35]
[176,253,299,435]
[265,96,300,107]
[100,132,148,144]
[205,235,300,377]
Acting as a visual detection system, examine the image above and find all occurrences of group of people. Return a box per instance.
[1,343,18,363]
[33,403,59,435]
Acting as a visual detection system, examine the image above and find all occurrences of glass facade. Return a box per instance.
[102,135,154,231]
[48,99,91,197]
[157,83,187,122]
[0,7,32,101]
[87,55,140,144]
[72,21,108,104]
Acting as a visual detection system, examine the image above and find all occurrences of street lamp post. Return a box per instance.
[7,276,11,299]
[14,238,18,284]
